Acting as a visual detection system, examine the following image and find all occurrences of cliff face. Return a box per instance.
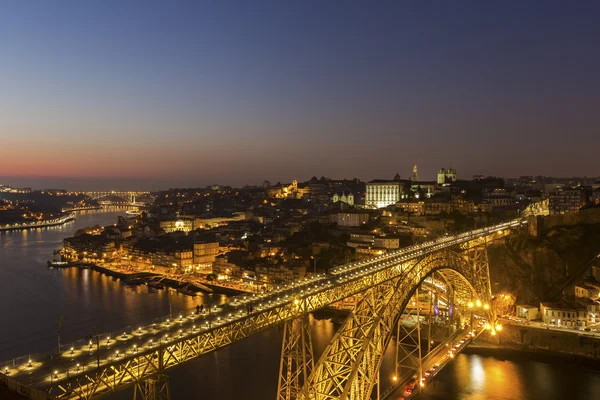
[488,223,600,305]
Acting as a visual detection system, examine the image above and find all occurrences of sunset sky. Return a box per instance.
[1,1,599,190]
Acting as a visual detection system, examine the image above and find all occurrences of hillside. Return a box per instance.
[488,223,600,305]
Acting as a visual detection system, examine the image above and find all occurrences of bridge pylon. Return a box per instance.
[133,349,171,400]
[395,286,424,393]
[277,315,314,400]
[133,373,171,400]
[465,241,496,325]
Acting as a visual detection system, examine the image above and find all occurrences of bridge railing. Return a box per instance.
[0,300,210,373]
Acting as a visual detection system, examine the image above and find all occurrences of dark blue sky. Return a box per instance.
[1,1,599,190]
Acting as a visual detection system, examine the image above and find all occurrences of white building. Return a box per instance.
[516,305,538,321]
[366,178,405,208]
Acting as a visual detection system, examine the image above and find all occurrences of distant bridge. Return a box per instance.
[68,191,151,206]
[0,220,525,400]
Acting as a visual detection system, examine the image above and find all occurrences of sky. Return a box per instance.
[1,1,599,191]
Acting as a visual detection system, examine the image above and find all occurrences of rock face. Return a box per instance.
[488,223,600,305]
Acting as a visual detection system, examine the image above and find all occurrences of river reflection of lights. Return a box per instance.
[470,355,485,391]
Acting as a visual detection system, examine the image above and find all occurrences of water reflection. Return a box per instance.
[0,210,222,362]
[415,352,600,400]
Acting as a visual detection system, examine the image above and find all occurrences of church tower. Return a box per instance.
[411,164,419,182]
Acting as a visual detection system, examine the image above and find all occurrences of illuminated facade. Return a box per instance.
[193,241,220,266]
[332,192,355,206]
[365,180,405,208]
[437,168,457,184]
[126,246,193,271]
[62,235,117,262]
[159,217,195,233]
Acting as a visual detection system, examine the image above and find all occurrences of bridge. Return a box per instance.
[0,220,525,400]
[75,191,151,205]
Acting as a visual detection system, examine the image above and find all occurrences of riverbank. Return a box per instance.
[479,322,600,359]
[466,338,600,368]
[0,214,75,232]
[61,206,102,212]
[48,261,242,297]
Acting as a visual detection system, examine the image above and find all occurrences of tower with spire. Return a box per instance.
[411,164,419,182]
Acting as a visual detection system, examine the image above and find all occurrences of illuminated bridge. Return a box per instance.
[75,191,150,205]
[0,220,526,400]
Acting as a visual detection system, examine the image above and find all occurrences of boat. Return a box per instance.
[147,280,165,290]
[177,288,197,297]
[177,284,197,297]
[126,210,140,216]
[47,260,69,268]
[125,277,146,285]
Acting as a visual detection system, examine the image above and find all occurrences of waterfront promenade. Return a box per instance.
[0,213,75,232]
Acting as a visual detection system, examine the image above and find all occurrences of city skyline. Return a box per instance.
[2,169,599,192]
[2,1,599,189]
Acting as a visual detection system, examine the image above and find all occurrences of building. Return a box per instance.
[124,236,194,271]
[549,188,584,215]
[540,301,587,327]
[255,265,307,285]
[212,255,242,279]
[332,192,355,206]
[63,235,117,262]
[437,168,457,185]
[374,236,400,249]
[411,164,419,182]
[266,179,311,199]
[335,209,371,227]
[395,200,424,215]
[347,232,376,248]
[516,305,538,321]
[486,196,516,209]
[574,284,600,299]
[423,200,453,215]
[592,189,600,205]
[193,241,220,267]
[159,216,195,233]
[355,246,387,257]
[588,301,600,325]
[366,176,406,208]
[410,181,436,198]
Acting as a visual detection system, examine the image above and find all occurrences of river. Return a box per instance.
[1,209,599,399]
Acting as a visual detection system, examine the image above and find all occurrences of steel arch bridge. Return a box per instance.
[296,248,491,400]
[81,191,150,203]
[0,220,524,400]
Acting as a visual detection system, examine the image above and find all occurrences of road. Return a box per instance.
[500,317,600,337]
[384,320,488,399]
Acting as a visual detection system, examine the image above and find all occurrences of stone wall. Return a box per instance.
[529,208,600,236]
[480,324,600,358]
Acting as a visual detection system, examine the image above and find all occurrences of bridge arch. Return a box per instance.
[304,249,492,400]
